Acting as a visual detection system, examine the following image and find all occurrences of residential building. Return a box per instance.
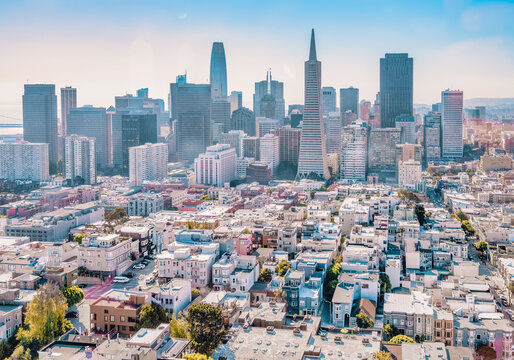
[424,111,442,165]
[194,144,237,187]
[325,111,342,155]
[395,115,416,144]
[271,125,301,164]
[129,143,167,186]
[147,279,191,317]
[398,160,422,188]
[60,86,77,137]
[127,194,164,217]
[340,122,367,182]
[0,141,49,181]
[79,233,133,275]
[367,128,401,182]
[157,248,216,288]
[259,133,279,175]
[64,135,96,185]
[441,90,464,159]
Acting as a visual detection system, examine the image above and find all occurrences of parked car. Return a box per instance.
[124,272,135,278]
[145,254,155,260]
[145,276,155,284]
[113,276,130,283]
[133,264,146,270]
[77,284,88,289]
[141,260,150,266]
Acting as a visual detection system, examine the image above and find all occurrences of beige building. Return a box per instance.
[79,233,133,275]
[480,154,512,172]
[0,305,23,340]
[398,159,422,188]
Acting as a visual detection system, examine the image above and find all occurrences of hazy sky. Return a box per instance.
[1,0,513,120]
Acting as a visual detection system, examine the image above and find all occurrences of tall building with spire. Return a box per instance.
[296,29,329,180]
[210,42,227,100]
[253,70,285,120]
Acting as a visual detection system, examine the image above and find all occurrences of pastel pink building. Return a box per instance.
[233,234,252,256]
[157,248,215,288]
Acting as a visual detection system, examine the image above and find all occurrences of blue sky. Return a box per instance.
[0,0,513,119]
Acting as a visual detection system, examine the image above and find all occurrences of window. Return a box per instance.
[417,318,421,323]
[110,315,115,322]
[476,334,481,340]
[120,316,125,322]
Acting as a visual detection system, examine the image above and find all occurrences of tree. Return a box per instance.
[258,268,272,282]
[183,354,213,360]
[461,220,475,235]
[475,241,488,253]
[73,233,86,245]
[380,273,392,300]
[454,210,469,222]
[191,288,202,299]
[170,313,189,339]
[136,304,169,330]
[105,207,129,224]
[186,303,225,355]
[508,281,514,306]
[62,285,84,308]
[355,313,374,328]
[374,351,393,360]
[0,339,12,359]
[389,335,415,344]
[383,324,399,339]
[415,205,426,226]
[24,283,72,344]
[273,289,286,302]
[275,260,291,276]
[324,261,342,301]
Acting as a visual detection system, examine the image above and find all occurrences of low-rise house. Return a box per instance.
[230,255,259,293]
[79,233,133,276]
[147,279,191,317]
[0,305,22,340]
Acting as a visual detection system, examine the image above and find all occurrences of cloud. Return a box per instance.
[460,2,514,32]
[178,12,188,20]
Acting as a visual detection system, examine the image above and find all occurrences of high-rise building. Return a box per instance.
[137,88,149,98]
[228,91,242,115]
[380,53,413,128]
[253,70,285,120]
[260,133,279,175]
[296,29,329,179]
[67,106,109,168]
[322,87,337,116]
[290,109,303,129]
[360,100,371,122]
[231,107,255,136]
[340,122,367,182]
[256,117,280,137]
[129,143,167,186]
[398,160,422,188]
[170,82,211,164]
[325,112,342,155]
[369,92,380,129]
[242,137,260,160]
[120,114,158,172]
[367,128,401,182]
[441,90,464,159]
[0,141,49,182]
[211,99,231,134]
[60,86,77,137]
[271,126,301,164]
[210,42,228,100]
[340,87,359,116]
[395,115,416,144]
[64,135,96,185]
[194,144,236,187]
[424,111,441,165]
[219,130,246,157]
[23,84,59,168]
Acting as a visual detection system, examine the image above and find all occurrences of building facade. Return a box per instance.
[129,143,168,186]
[60,86,77,137]
[64,135,96,185]
[441,90,464,159]
[0,142,49,182]
[194,144,237,187]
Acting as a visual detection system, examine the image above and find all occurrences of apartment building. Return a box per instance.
[157,248,215,288]
[147,279,191,317]
[79,233,133,275]
[0,305,23,340]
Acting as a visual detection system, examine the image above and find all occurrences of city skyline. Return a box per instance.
[1,0,514,120]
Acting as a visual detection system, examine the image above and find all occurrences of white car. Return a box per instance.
[145,276,155,284]
[133,264,146,270]
[113,276,130,283]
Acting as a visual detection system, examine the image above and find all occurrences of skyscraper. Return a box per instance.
[325,111,342,155]
[64,135,96,185]
[395,115,416,144]
[23,84,59,168]
[271,126,301,164]
[228,91,242,115]
[322,87,337,116]
[231,107,255,136]
[67,106,109,168]
[121,114,158,172]
[340,122,367,182]
[170,82,211,164]
[380,53,413,128]
[129,143,167,186]
[297,29,329,179]
[210,42,227,100]
[260,133,279,175]
[211,99,231,134]
[441,90,463,159]
[424,111,441,165]
[60,86,77,136]
[0,142,49,182]
[253,70,285,120]
[340,87,359,116]
[367,128,401,182]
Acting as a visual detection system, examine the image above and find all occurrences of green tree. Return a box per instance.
[62,285,84,308]
[24,283,72,344]
[258,268,273,282]
[324,261,342,301]
[170,313,189,338]
[380,273,392,296]
[273,289,286,302]
[72,233,86,245]
[186,303,225,355]
[389,335,415,344]
[475,241,487,253]
[183,354,213,360]
[454,210,469,222]
[191,288,202,299]
[461,220,475,235]
[136,304,169,330]
[275,260,291,276]
[383,324,399,339]
[0,339,12,359]
[104,207,129,232]
[355,313,374,328]
[374,351,393,360]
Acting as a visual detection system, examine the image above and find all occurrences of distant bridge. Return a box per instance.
[0,124,23,127]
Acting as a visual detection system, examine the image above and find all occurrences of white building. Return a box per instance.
[129,143,168,186]
[194,143,236,187]
[259,133,279,175]
[340,123,367,182]
[325,111,342,154]
[79,233,133,275]
[219,130,246,157]
[127,194,164,217]
[398,159,422,188]
[236,157,254,179]
[147,279,191,317]
[64,134,96,185]
[0,141,49,182]
[441,90,463,159]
